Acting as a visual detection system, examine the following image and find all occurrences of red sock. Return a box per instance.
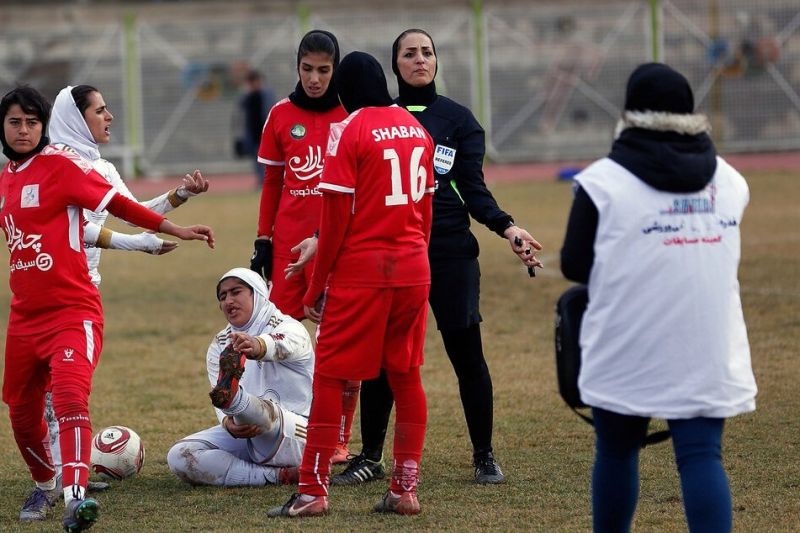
[386,367,427,493]
[9,397,56,483]
[299,374,345,497]
[338,380,361,448]
[50,366,93,498]
[57,415,92,496]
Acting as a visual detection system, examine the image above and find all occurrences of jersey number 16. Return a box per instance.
[383,147,427,206]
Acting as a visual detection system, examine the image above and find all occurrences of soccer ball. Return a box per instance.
[90,425,146,480]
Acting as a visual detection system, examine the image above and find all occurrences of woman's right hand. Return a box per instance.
[222,416,260,439]
[159,220,215,248]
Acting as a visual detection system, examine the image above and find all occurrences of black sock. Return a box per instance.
[359,369,393,461]
[440,324,494,455]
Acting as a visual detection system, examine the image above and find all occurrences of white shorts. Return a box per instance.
[179,402,307,467]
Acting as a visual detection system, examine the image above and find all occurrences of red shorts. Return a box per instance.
[270,255,313,321]
[314,285,429,380]
[2,321,103,406]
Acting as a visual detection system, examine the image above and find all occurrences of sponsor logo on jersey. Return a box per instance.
[64,348,74,360]
[433,145,456,175]
[288,145,324,181]
[21,184,39,208]
[3,214,53,272]
[289,185,322,197]
[290,124,306,139]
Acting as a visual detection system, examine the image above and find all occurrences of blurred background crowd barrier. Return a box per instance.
[1,0,798,177]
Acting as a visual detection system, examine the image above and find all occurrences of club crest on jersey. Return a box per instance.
[433,145,456,175]
[290,124,306,140]
[21,184,40,208]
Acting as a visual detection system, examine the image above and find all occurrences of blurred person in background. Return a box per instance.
[42,84,210,493]
[560,63,757,532]
[0,85,214,532]
[167,267,313,488]
[235,69,275,187]
[268,50,434,518]
[333,28,542,488]
[248,30,358,465]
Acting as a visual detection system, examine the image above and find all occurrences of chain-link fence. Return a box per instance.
[1,0,798,175]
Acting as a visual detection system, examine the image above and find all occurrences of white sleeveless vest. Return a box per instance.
[575,157,756,419]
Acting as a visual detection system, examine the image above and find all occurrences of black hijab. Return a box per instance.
[608,63,716,193]
[0,86,51,161]
[334,52,393,113]
[288,30,341,112]
[392,29,438,106]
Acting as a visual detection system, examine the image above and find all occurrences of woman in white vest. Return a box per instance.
[560,63,757,532]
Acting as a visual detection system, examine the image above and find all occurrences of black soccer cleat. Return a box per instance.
[330,453,386,486]
[473,452,505,485]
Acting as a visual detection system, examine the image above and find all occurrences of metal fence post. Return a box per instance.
[122,11,141,178]
[649,0,663,62]
[471,0,491,159]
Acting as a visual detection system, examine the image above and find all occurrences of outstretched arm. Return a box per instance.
[104,193,215,248]
[84,220,177,255]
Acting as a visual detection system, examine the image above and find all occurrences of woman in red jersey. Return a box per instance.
[249,30,356,464]
[0,86,214,532]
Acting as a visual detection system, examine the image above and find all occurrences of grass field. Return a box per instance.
[0,172,798,531]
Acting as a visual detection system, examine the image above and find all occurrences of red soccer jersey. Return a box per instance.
[257,98,347,256]
[316,105,435,289]
[0,146,117,333]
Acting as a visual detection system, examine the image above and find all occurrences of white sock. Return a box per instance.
[44,392,62,473]
[298,494,317,502]
[35,477,57,491]
[64,484,85,506]
[224,387,247,414]
[225,390,279,435]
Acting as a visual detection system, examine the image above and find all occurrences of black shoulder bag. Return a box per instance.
[555,285,670,446]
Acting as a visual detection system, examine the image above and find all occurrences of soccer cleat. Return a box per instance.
[473,452,505,484]
[86,481,111,493]
[266,492,328,518]
[331,443,350,465]
[62,498,100,532]
[56,474,110,495]
[209,344,246,409]
[330,453,385,486]
[277,466,300,485]
[372,490,420,515]
[19,486,59,521]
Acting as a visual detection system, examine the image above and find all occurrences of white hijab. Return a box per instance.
[49,85,101,161]
[217,268,277,336]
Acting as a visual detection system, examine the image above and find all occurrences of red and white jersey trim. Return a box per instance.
[318,183,355,194]
[95,189,117,213]
[258,158,285,166]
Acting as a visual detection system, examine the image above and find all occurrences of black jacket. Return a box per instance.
[560,127,717,283]
[399,95,512,260]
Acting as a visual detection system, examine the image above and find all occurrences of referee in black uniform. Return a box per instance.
[333,29,542,486]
